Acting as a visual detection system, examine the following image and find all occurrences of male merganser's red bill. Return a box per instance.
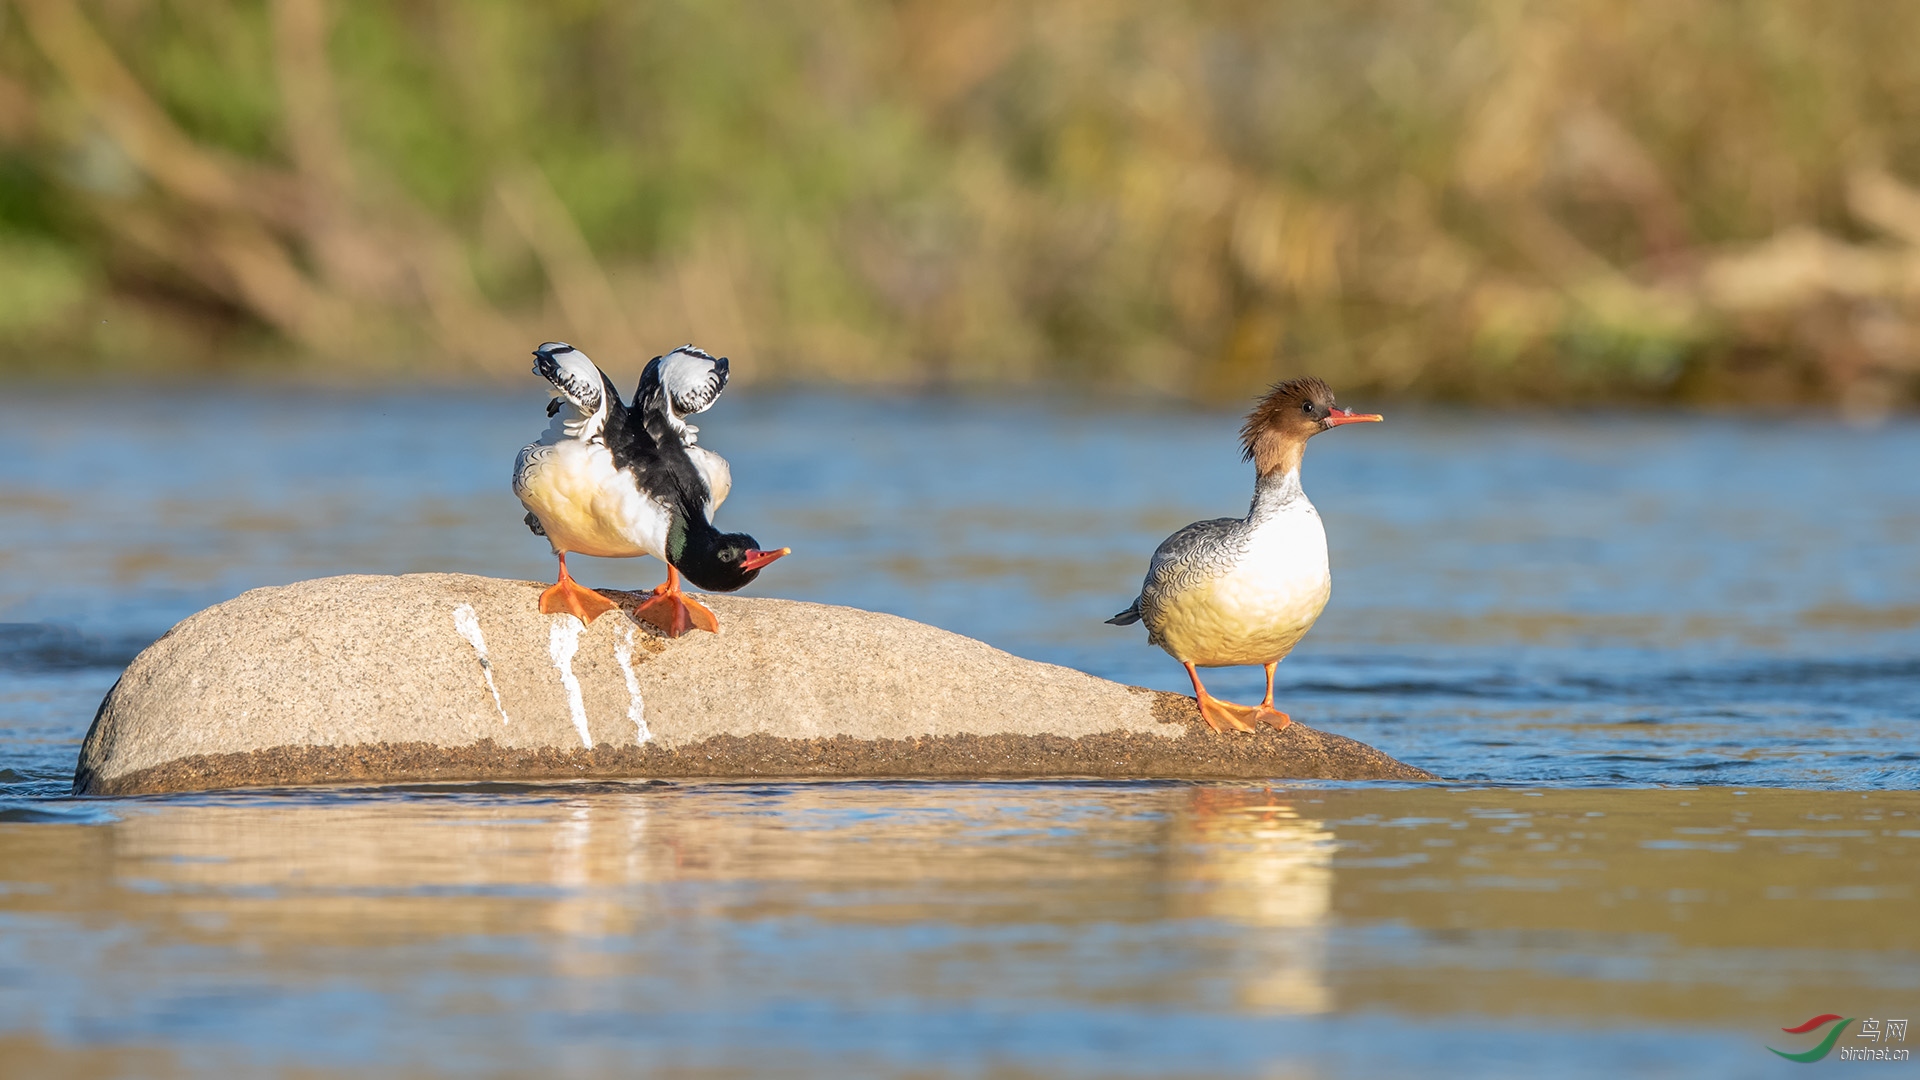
[741,548,791,572]
[1107,377,1380,733]
[513,341,790,636]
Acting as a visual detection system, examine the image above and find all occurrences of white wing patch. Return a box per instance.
[658,346,728,415]
[534,342,612,443]
[687,445,732,517]
[654,345,729,442]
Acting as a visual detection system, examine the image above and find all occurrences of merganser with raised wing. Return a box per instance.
[513,341,788,635]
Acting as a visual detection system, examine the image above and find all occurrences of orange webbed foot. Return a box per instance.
[1195,693,1259,734]
[1182,661,1272,733]
[631,565,719,637]
[1245,662,1293,732]
[1251,706,1292,733]
[539,578,621,624]
[633,590,719,638]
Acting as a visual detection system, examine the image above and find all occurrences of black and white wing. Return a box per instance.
[532,341,617,443]
[636,345,729,443]
[659,345,729,417]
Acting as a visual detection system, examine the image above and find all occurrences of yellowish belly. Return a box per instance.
[516,442,661,559]
[1151,571,1330,668]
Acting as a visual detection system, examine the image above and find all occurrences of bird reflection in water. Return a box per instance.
[1168,786,1335,1014]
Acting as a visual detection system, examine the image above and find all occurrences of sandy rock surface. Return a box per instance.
[73,574,1432,794]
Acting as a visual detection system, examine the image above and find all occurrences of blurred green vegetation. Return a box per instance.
[3,0,1920,407]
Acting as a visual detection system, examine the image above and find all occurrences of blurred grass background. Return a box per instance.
[2,0,1919,407]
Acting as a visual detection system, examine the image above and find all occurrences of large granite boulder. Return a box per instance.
[72,574,1432,794]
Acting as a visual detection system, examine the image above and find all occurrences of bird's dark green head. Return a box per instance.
[670,516,790,592]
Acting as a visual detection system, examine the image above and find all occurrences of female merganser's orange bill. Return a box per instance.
[513,341,790,636]
[1108,377,1381,733]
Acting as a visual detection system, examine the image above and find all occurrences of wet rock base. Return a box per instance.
[74,574,1432,795]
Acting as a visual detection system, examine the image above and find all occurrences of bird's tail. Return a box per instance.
[1106,599,1143,626]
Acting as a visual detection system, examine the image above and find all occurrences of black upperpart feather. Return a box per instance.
[601,377,709,529]
[599,368,769,593]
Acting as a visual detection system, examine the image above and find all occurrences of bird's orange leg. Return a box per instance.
[1184,662,1257,733]
[1253,661,1293,732]
[632,565,719,638]
[539,552,620,624]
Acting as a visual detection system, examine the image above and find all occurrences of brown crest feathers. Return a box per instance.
[1240,376,1332,462]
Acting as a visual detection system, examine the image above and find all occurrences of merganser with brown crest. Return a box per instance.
[513,341,789,636]
[1108,377,1381,732]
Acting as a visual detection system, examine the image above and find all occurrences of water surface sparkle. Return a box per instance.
[2,783,1914,1077]
[1,388,1916,1076]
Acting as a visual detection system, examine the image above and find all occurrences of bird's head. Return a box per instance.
[1239,376,1381,476]
[673,530,791,593]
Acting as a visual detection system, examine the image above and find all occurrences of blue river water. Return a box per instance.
[0,385,1916,1077]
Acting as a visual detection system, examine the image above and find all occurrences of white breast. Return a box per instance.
[1149,500,1332,668]
[515,438,669,560]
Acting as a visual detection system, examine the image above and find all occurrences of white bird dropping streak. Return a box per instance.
[547,618,593,749]
[614,625,651,743]
[451,604,510,725]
